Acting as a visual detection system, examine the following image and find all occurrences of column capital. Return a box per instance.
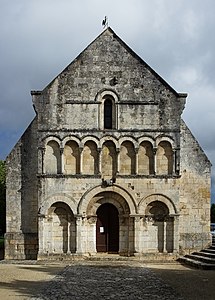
[153,147,157,154]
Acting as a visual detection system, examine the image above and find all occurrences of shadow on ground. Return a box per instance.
[0,261,214,300]
[147,264,215,300]
[0,263,184,300]
[0,263,64,299]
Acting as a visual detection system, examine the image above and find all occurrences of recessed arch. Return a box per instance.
[120,141,135,175]
[78,184,137,215]
[44,140,61,174]
[138,136,155,147]
[81,136,100,148]
[101,140,117,178]
[100,136,119,149]
[155,135,175,148]
[40,193,77,216]
[138,193,178,215]
[138,141,154,175]
[64,140,80,174]
[82,140,98,174]
[42,136,62,148]
[45,201,76,254]
[119,136,138,148]
[156,141,173,175]
[62,136,81,148]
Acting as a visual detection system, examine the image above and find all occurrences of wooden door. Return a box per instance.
[96,203,119,253]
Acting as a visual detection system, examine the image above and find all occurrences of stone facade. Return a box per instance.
[5,27,211,260]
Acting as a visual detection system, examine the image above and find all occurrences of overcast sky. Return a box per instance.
[0,0,214,202]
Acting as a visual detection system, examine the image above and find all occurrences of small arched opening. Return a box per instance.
[44,202,76,254]
[146,200,174,253]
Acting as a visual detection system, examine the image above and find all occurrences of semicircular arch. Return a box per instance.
[43,136,61,147]
[138,193,178,215]
[81,136,100,148]
[119,136,138,148]
[78,184,137,215]
[40,193,77,215]
[95,89,120,103]
[155,135,175,148]
[62,136,81,148]
[138,136,155,147]
[100,136,119,148]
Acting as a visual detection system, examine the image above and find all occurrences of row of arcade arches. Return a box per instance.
[39,190,177,256]
[43,138,177,176]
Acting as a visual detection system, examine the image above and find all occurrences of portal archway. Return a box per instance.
[80,189,135,255]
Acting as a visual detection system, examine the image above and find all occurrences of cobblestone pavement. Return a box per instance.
[30,261,184,300]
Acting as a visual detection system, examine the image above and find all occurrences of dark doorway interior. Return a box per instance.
[96,203,119,253]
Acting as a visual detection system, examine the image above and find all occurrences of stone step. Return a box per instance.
[178,256,215,270]
[192,251,215,259]
[201,248,215,254]
[185,253,215,264]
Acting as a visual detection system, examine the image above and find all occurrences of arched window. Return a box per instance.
[104,99,113,129]
[97,90,118,130]
[44,141,61,174]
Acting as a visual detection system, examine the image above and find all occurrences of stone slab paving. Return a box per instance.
[30,261,184,300]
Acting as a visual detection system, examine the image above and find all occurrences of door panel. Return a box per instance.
[96,203,119,253]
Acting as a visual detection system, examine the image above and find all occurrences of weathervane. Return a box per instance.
[102,16,108,29]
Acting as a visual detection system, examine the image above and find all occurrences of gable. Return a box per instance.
[32,27,187,131]
[180,119,211,172]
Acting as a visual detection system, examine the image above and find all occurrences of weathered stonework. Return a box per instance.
[5,28,211,260]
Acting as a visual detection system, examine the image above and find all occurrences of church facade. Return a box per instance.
[5,28,211,260]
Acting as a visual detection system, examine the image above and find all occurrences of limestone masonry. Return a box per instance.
[5,27,211,260]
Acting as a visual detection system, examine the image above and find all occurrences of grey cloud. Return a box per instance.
[0,0,215,202]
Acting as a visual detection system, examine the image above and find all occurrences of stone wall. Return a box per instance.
[5,27,211,260]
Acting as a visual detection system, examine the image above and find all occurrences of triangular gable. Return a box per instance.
[39,27,186,99]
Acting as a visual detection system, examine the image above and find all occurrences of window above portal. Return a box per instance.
[96,90,119,130]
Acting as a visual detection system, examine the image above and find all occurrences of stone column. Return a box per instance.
[133,216,141,255]
[134,148,139,175]
[98,148,102,175]
[60,147,64,174]
[119,216,126,255]
[75,215,84,255]
[163,220,167,253]
[116,148,120,174]
[79,147,83,174]
[38,215,45,256]
[88,216,97,254]
[67,215,71,254]
[153,147,157,175]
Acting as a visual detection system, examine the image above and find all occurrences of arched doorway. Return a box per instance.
[96,203,119,253]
